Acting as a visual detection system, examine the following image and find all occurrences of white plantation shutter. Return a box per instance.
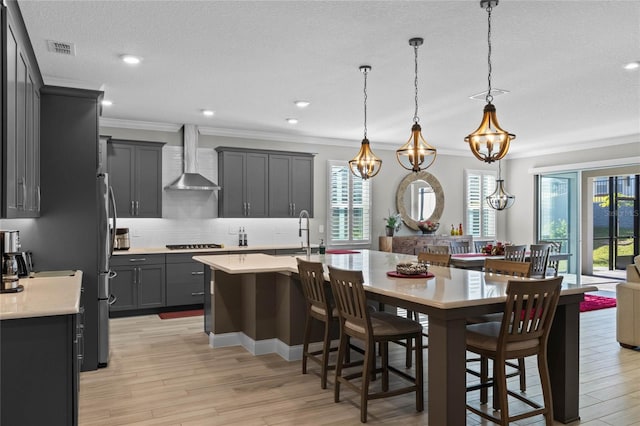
[465,170,497,238]
[328,161,371,244]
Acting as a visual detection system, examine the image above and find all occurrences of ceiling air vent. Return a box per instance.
[46,40,76,56]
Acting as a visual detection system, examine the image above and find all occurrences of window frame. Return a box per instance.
[326,160,372,247]
[464,169,498,239]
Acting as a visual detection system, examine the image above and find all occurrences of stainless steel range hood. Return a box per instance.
[165,124,220,191]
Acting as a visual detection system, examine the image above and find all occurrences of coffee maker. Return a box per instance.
[1,230,24,293]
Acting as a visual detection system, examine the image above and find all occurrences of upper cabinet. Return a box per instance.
[107,140,164,218]
[2,2,43,218]
[216,147,314,218]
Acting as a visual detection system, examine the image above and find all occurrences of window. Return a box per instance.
[464,169,497,238]
[328,161,371,245]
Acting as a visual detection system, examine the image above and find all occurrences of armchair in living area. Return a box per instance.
[617,255,640,349]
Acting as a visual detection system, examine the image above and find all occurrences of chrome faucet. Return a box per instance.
[298,209,311,257]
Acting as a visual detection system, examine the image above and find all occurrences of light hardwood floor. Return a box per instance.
[80,307,640,425]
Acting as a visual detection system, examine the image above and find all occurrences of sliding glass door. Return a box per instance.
[537,172,579,276]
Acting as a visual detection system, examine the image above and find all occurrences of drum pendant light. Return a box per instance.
[396,38,436,172]
[465,0,515,163]
[486,160,515,210]
[349,65,382,180]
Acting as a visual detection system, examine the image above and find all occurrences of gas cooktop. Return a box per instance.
[165,243,224,250]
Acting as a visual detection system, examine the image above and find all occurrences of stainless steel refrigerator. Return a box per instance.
[97,137,117,367]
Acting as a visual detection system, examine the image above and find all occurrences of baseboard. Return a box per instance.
[208,332,311,361]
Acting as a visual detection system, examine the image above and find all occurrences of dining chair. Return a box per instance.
[297,259,363,389]
[538,240,563,277]
[529,244,552,278]
[503,244,527,262]
[474,239,495,253]
[424,244,450,254]
[328,266,424,423]
[449,241,470,254]
[466,277,563,426]
[483,258,530,277]
[417,252,451,267]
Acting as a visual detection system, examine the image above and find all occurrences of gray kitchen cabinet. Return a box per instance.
[217,147,314,218]
[1,314,80,425]
[166,253,207,306]
[110,254,166,312]
[217,148,268,217]
[2,3,42,218]
[107,139,164,218]
[268,154,314,217]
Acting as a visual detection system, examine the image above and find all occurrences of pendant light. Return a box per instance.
[396,38,436,172]
[486,160,515,210]
[349,65,382,180]
[465,0,515,163]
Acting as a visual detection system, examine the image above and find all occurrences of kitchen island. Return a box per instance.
[0,271,83,426]
[194,250,596,425]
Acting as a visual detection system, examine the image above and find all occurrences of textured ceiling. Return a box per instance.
[18,0,640,157]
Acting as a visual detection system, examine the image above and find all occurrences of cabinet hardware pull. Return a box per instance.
[191,271,204,275]
[136,201,140,216]
[129,258,147,262]
[130,200,135,216]
[247,202,251,215]
[292,203,296,216]
[191,292,205,296]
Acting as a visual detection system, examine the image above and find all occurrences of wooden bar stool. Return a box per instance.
[328,266,424,423]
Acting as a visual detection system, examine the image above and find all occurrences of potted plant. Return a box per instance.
[384,212,402,236]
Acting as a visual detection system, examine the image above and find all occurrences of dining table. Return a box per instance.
[449,251,572,270]
[194,249,596,425]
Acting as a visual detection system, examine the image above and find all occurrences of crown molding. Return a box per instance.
[43,75,103,91]
[528,156,640,174]
[100,117,182,132]
[508,134,639,159]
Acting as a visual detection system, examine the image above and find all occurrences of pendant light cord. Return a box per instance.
[497,159,502,180]
[413,43,420,124]
[363,68,368,139]
[486,4,493,104]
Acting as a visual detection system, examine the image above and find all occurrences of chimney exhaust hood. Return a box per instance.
[166,124,220,191]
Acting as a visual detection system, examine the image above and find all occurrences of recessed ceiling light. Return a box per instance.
[121,54,142,65]
[623,61,640,70]
[286,118,298,125]
[101,100,113,106]
[202,110,214,117]
[294,100,310,108]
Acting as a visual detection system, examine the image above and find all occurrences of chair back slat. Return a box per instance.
[450,241,470,254]
[297,259,329,313]
[328,266,372,338]
[504,244,527,262]
[474,239,495,253]
[484,259,531,277]
[538,240,563,277]
[529,244,551,277]
[417,252,451,267]
[499,277,562,346]
[425,244,450,254]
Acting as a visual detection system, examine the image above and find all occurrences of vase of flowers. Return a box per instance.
[384,212,402,236]
[417,220,439,234]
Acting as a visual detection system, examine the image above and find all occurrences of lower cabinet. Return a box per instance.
[0,314,79,425]
[166,253,207,306]
[110,254,166,312]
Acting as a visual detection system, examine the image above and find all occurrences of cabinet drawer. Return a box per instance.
[166,262,205,306]
[110,254,165,266]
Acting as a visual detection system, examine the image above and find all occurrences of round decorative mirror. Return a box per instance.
[395,171,444,231]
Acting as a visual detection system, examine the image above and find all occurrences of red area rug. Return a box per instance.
[580,294,616,312]
[158,309,204,320]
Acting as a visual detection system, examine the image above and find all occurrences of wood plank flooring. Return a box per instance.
[80,307,640,425]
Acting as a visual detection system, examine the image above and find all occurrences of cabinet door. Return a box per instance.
[219,151,246,217]
[107,143,135,217]
[268,154,292,217]
[245,152,269,217]
[291,156,313,216]
[138,264,166,308]
[5,25,18,216]
[134,145,162,217]
[166,262,205,306]
[32,88,41,215]
[15,51,27,213]
[109,266,136,311]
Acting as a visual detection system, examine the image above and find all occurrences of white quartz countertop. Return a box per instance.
[0,271,82,320]
[115,244,318,256]
[194,250,597,310]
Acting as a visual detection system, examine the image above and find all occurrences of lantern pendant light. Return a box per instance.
[486,160,515,210]
[465,0,515,163]
[396,38,436,172]
[349,65,382,180]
